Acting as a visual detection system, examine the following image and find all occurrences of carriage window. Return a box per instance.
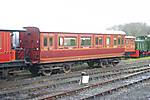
[118,38,121,45]
[95,37,98,45]
[64,37,77,46]
[49,37,53,46]
[0,35,1,49]
[81,37,91,46]
[114,38,117,46]
[122,38,124,45]
[126,39,128,44]
[106,37,110,45]
[99,37,103,45]
[44,37,48,46]
[59,37,63,46]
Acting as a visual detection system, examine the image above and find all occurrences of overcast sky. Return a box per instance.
[0,0,150,32]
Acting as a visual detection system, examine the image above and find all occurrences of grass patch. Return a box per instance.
[125,56,150,62]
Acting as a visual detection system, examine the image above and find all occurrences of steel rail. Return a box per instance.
[41,66,150,100]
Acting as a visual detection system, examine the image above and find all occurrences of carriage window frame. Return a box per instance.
[95,37,99,45]
[106,37,111,45]
[99,37,103,45]
[126,39,129,44]
[81,37,91,46]
[118,38,121,45]
[49,37,53,46]
[58,37,64,46]
[0,34,2,49]
[122,38,124,45]
[44,37,48,46]
[64,37,77,47]
[0,34,1,49]
[114,38,117,46]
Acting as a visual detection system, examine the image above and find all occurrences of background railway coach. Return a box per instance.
[125,36,136,57]
[0,30,14,62]
[125,35,150,58]
[18,27,126,76]
[0,29,26,76]
[133,35,150,57]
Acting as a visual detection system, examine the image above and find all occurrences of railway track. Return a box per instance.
[1,59,149,90]
[0,64,150,99]
[42,65,150,100]
[0,59,149,80]
[0,59,149,84]
[0,62,149,91]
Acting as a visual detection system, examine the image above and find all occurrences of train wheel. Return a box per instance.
[63,64,71,73]
[41,69,53,76]
[1,69,9,77]
[87,61,94,67]
[101,62,107,68]
[112,62,117,66]
[29,66,39,76]
[112,59,120,66]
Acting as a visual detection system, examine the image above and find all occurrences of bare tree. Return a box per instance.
[107,23,150,36]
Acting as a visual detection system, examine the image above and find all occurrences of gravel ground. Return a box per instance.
[112,80,150,100]
[99,59,150,100]
[57,71,150,100]
[97,79,150,100]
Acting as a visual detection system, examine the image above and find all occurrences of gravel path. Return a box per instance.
[104,79,150,100]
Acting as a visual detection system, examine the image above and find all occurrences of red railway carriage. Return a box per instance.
[40,32,125,64]
[17,27,125,75]
[0,27,126,76]
[125,36,136,57]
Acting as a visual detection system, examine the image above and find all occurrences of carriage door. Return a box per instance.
[22,27,40,64]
